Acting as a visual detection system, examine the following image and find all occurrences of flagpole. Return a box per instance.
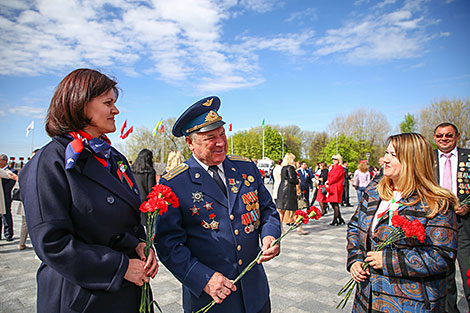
[160,133,164,163]
[31,126,35,153]
[231,135,233,155]
[262,120,265,159]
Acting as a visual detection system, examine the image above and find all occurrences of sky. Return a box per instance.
[1,0,469,159]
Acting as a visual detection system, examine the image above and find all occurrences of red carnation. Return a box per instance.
[307,206,322,220]
[295,210,309,224]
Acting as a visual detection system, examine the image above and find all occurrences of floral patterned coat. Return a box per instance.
[346,179,458,312]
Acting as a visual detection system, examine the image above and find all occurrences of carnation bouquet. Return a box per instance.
[336,214,425,309]
[139,184,179,313]
[195,206,322,313]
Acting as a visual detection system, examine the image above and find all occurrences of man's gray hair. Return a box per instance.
[0,154,8,160]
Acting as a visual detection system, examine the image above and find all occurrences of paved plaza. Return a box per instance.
[0,185,468,312]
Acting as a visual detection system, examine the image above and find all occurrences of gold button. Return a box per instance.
[230,214,234,220]
[237,245,241,251]
[238,259,243,266]
[234,229,239,235]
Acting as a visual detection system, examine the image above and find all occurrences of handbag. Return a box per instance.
[12,188,21,201]
[320,186,327,195]
[297,195,308,209]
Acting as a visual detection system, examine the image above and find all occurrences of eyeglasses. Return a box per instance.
[332,158,337,160]
[434,133,456,139]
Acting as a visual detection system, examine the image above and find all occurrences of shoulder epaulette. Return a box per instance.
[227,155,251,162]
[162,163,189,180]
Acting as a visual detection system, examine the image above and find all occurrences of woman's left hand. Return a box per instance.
[135,242,159,278]
[365,251,383,270]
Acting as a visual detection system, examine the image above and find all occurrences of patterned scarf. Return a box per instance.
[65,130,111,170]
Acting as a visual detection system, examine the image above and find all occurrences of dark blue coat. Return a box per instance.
[19,135,145,313]
[155,155,281,313]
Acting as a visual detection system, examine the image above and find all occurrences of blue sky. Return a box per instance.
[1,0,469,159]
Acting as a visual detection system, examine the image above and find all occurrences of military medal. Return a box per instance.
[231,186,239,193]
[190,205,200,216]
[244,180,250,187]
[192,191,204,203]
[228,178,239,193]
[247,175,254,183]
[209,220,219,230]
[203,201,213,211]
[201,220,210,229]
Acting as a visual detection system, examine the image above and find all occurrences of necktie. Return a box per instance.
[209,165,227,197]
[442,153,453,191]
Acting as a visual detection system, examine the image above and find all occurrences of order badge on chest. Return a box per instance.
[241,190,260,234]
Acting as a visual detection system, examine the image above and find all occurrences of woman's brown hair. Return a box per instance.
[45,69,119,137]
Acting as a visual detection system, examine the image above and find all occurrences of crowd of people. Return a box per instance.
[3,68,468,313]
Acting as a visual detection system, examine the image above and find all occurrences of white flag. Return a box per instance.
[26,120,34,136]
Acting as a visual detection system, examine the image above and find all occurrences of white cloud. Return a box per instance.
[8,105,46,118]
[314,0,435,63]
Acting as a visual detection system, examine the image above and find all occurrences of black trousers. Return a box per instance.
[1,199,13,239]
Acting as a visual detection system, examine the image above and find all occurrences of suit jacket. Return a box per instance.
[347,180,458,312]
[297,168,311,191]
[155,155,281,313]
[19,135,145,313]
[434,147,470,235]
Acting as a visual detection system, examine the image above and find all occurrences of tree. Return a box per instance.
[328,108,390,166]
[307,132,329,165]
[123,118,189,163]
[319,134,371,172]
[399,113,417,133]
[419,97,470,148]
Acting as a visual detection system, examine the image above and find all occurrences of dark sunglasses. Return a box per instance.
[434,133,455,139]
[332,158,337,160]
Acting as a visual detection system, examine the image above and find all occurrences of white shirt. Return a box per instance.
[437,147,458,195]
[193,155,227,187]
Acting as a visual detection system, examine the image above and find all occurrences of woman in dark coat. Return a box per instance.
[19,69,158,313]
[276,153,307,234]
[132,149,157,202]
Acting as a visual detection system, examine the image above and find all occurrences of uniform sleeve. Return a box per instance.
[382,210,458,278]
[19,150,129,292]
[155,179,215,297]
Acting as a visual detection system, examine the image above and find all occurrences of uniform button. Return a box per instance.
[133,188,139,195]
[106,196,115,204]
[238,259,243,266]
[234,229,239,235]
[237,245,241,251]
[230,214,234,220]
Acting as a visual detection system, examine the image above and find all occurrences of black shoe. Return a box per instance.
[329,220,338,226]
[6,237,14,242]
[337,218,345,226]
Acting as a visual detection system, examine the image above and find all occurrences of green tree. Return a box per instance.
[419,97,470,148]
[319,134,372,172]
[399,113,417,133]
[307,132,329,165]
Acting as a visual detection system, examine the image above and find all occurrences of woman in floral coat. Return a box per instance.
[346,133,458,312]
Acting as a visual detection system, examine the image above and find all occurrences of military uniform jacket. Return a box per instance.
[435,147,470,235]
[19,135,145,313]
[347,179,458,312]
[155,155,281,313]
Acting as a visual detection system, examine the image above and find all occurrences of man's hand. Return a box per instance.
[258,235,280,264]
[204,272,237,304]
[455,205,469,216]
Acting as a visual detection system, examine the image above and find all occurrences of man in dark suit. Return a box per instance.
[297,161,311,207]
[433,122,470,313]
[155,96,281,313]
[0,154,17,241]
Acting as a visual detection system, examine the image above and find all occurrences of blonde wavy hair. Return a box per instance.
[281,152,296,166]
[377,133,458,218]
[166,151,185,172]
[332,154,343,165]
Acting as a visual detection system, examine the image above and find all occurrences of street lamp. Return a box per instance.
[335,132,339,154]
[278,131,284,158]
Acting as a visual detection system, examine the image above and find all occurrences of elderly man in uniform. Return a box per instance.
[433,122,470,313]
[155,96,281,313]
